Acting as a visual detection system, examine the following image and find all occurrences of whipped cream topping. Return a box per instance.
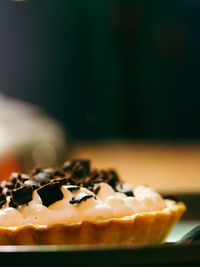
[0,182,166,227]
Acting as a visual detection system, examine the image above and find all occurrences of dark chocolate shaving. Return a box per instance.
[89,170,99,180]
[16,174,22,181]
[70,192,95,205]
[15,182,22,189]
[65,185,80,192]
[91,169,119,187]
[61,165,120,194]
[53,170,65,177]
[11,186,33,205]
[63,159,90,178]
[115,183,134,197]
[124,190,134,197]
[37,182,63,207]
[53,178,68,186]
[93,185,100,195]
[8,197,17,208]
[107,170,119,188]
[0,194,6,208]
[66,176,76,185]
[6,182,15,190]
[0,159,126,209]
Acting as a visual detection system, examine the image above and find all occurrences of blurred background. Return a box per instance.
[0,0,200,193]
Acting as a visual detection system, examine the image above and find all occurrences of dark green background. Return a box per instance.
[0,0,199,141]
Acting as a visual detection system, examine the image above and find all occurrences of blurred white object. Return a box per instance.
[0,94,67,174]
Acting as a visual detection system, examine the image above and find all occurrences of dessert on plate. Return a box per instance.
[0,160,185,245]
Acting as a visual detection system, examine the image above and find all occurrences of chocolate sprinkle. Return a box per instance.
[0,194,6,208]
[6,182,14,190]
[11,186,34,205]
[16,174,22,181]
[0,159,128,209]
[70,192,95,205]
[15,182,22,189]
[37,182,63,207]
[8,197,18,208]
[53,178,68,186]
[63,159,90,178]
[64,185,80,192]
[53,170,65,177]
[115,183,134,197]
[93,185,100,195]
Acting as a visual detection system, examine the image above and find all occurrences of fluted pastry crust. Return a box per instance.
[0,200,185,245]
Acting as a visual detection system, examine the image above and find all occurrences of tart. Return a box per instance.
[0,160,185,245]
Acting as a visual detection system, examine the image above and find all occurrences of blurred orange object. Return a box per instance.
[0,94,68,175]
[0,154,19,180]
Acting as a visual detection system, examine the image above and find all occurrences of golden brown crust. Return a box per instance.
[0,200,186,245]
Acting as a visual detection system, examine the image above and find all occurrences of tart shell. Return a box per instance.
[0,200,185,245]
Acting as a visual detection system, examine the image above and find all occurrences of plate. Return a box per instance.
[1,242,200,267]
